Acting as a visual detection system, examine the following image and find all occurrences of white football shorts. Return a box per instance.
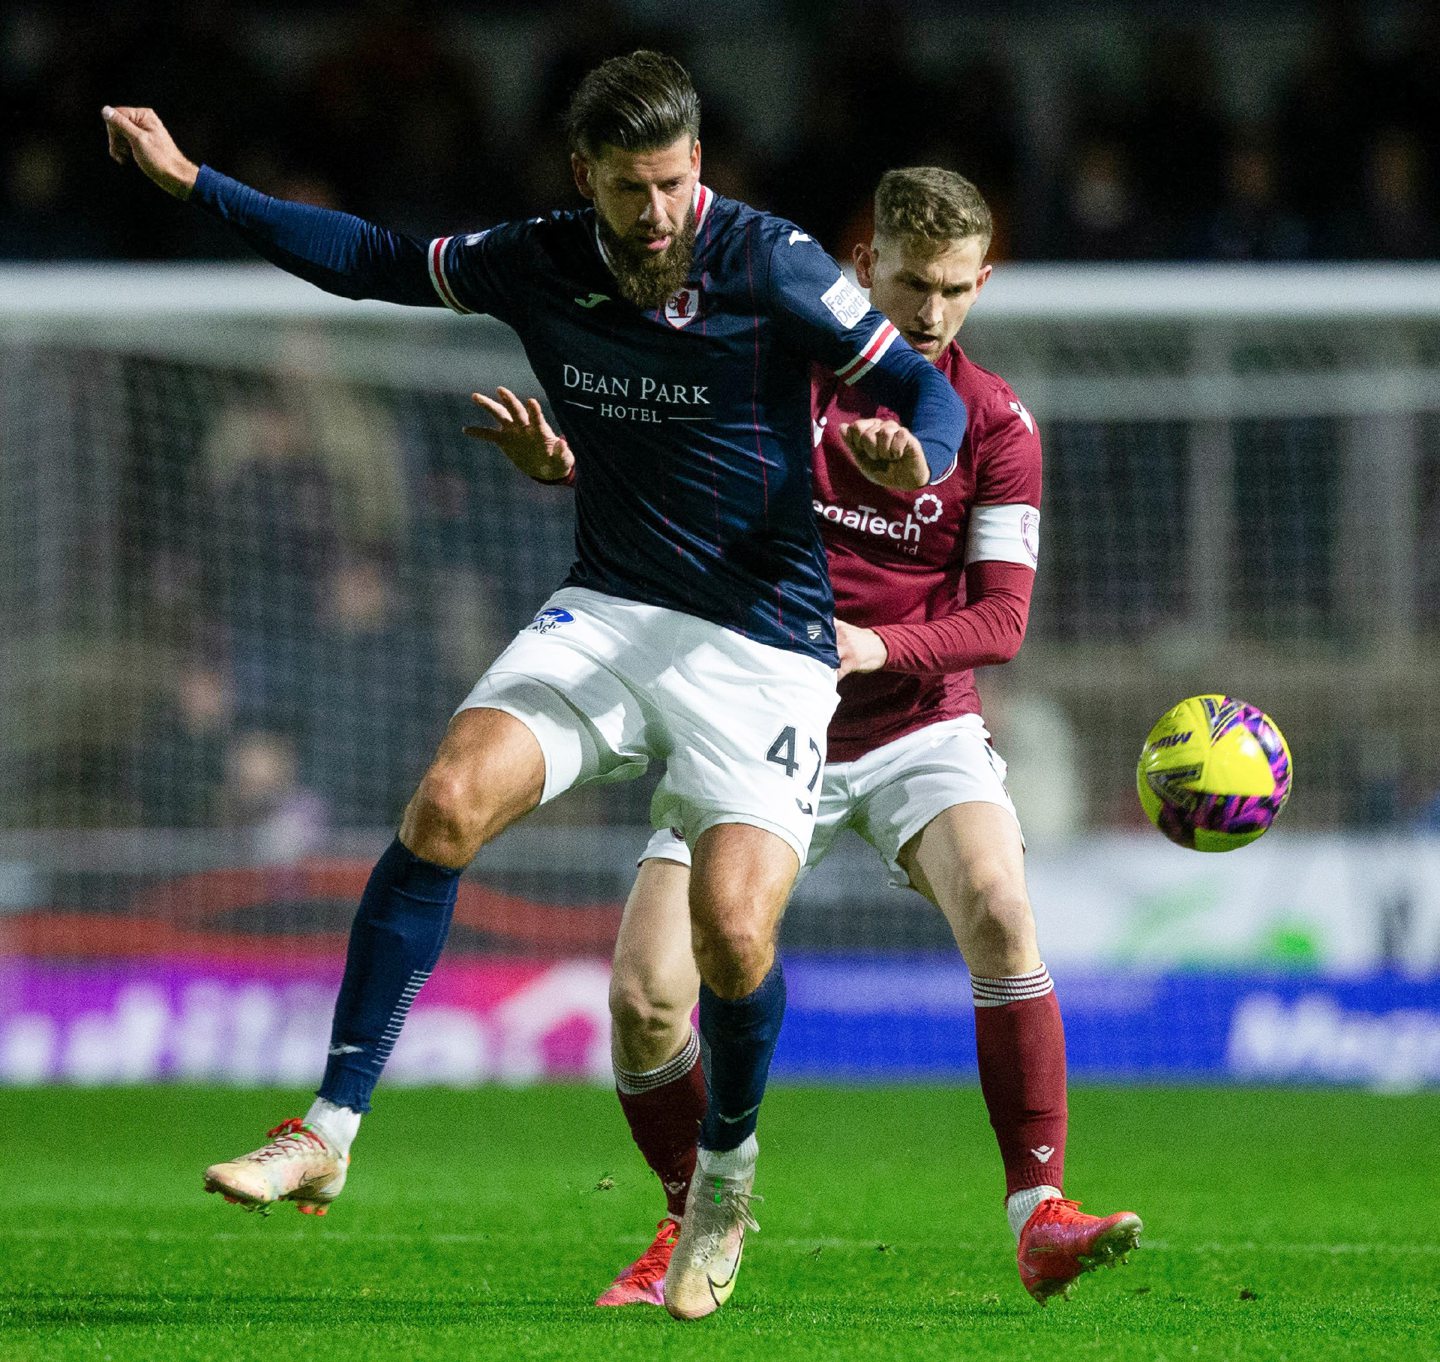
[457,586,838,865]
[640,712,1020,888]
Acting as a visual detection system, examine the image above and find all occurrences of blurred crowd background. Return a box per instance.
[4,0,1438,265]
[4,0,1440,857]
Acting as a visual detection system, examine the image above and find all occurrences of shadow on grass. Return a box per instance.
[0,1289,586,1329]
[0,1287,1036,1333]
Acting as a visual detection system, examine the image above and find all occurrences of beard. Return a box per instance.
[597,208,698,310]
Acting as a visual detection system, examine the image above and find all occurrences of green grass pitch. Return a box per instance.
[2,1085,1435,1361]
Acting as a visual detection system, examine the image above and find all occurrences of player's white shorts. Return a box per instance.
[641,712,1020,888]
[457,586,838,864]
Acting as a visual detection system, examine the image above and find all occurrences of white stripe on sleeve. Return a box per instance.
[427,237,473,314]
[835,321,899,384]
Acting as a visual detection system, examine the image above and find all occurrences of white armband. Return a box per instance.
[964,504,1040,568]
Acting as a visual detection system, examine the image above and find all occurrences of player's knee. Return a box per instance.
[943,865,1036,968]
[609,971,690,1049]
[401,768,487,865]
[965,903,1033,970]
[691,918,774,999]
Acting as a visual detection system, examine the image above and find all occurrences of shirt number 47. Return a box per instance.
[767,725,823,816]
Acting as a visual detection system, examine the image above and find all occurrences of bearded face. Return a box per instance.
[575,135,703,310]
[596,206,697,309]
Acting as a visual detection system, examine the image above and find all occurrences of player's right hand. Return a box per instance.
[102,106,199,200]
[835,619,888,679]
[464,388,575,484]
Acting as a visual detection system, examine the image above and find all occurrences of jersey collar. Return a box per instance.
[693,181,714,230]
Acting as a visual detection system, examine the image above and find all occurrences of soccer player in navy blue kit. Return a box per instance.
[103,52,966,1317]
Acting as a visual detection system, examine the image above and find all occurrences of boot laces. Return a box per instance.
[250,1118,326,1163]
[693,1184,763,1260]
[624,1219,681,1281]
[1043,1198,1085,1223]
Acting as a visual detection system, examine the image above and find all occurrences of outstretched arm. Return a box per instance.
[102,105,440,307]
[841,343,965,490]
[847,400,1043,676]
[836,417,931,492]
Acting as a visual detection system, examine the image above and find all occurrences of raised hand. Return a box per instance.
[463,387,574,483]
[838,418,931,491]
[102,106,199,199]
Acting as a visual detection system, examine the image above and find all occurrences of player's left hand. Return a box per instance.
[463,387,574,483]
[835,619,887,679]
[838,419,930,490]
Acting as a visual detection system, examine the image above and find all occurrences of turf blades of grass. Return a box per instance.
[1,1085,1435,1362]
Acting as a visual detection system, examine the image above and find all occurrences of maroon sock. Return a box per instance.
[614,1032,708,1221]
[972,966,1068,1196]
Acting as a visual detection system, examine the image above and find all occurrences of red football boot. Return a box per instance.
[595,1218,680,1307]
[1017,1198,1143,1304]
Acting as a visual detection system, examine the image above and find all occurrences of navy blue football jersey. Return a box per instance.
[192,171,968,663]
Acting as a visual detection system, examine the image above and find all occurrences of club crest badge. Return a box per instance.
[664,284,701,329]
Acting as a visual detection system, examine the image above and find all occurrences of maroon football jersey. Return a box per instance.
[811,342,1043,762]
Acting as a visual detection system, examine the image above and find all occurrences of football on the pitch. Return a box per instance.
[1136,695,1292,851]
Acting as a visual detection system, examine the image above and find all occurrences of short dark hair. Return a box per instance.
[566,50,701,159]
[874,167,993,255]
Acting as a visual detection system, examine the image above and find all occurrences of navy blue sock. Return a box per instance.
[697,960,786,1152]
[318,837,461,1113]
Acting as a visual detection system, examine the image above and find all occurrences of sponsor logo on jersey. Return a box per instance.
[1009,399,1035,435]
[813,494,942,554]
[913,492,943,525]
[527,607,574,633]
[561,363,711,424]
[820,275,869,330]
[788,230,812,246]
[664,284,701,329]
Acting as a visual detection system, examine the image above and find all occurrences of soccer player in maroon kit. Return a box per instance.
[472,167,1141,1307]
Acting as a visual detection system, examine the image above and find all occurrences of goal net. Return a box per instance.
[3,262,1438,1089]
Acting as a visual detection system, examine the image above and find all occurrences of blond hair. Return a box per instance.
[874,167,992,255]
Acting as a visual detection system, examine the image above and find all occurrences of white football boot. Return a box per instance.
[203,1118,348,1216]
[663,1153,762,1320]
